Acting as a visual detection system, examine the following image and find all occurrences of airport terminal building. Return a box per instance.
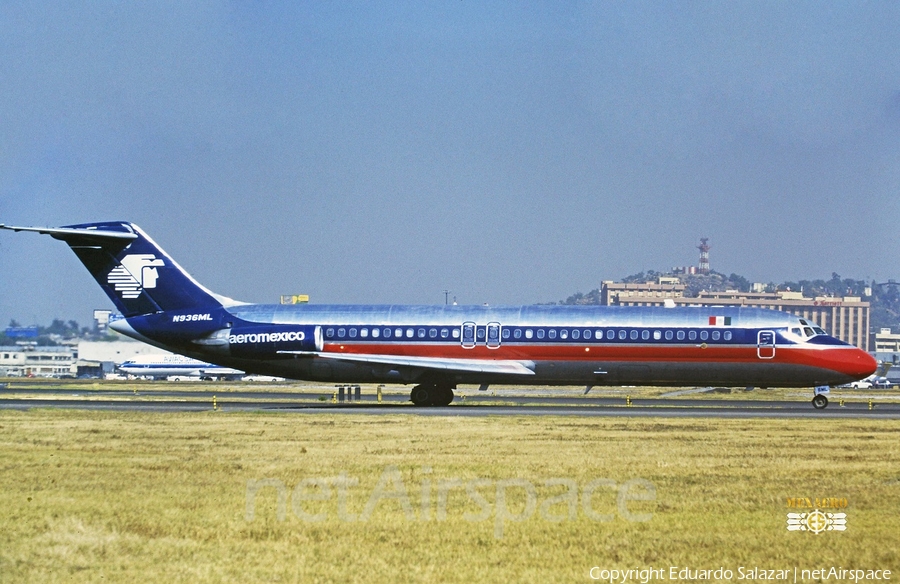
[0,345,77,377]
[0,340,165,378]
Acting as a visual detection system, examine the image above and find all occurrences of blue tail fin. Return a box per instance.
[2,221,228,317]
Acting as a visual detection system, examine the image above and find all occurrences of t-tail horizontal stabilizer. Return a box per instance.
[0,222,238,317]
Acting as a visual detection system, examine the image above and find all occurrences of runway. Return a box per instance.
[2,385,899,418]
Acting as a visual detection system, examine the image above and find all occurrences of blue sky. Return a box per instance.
[2,2,899,325]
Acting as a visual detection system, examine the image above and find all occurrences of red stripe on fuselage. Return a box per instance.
[322,342,876,378]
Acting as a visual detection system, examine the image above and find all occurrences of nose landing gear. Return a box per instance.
[811,386,830,409]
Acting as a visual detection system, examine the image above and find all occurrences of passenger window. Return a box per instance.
[372,328,380,338]
[395,328,403,338]
[360,328,369,338]
[653,330,661,340]
[429,328,437,338]
[560,329,568,340]
[572,329,580,340]
[700,330,709,341]
[548,329,557,339]
[536,329,545,339]
[502,328,510,339]
[525,329,533,339]
[452,329,460,339]
[406,328,414,338]
[417,328,426,338]
[688,330,697,341]
[349,328,358,338]
[476,328,486,341]
[711,330,720,341]
[326,328,335,338]
[441,328,449,339]
[630,330,638,340]
[607,330,615,340]
[723,331,732,341]
[514,329,522,339]
[665,330,673,341]
[383,328,391,338]
[338,328,346,338]
[641,330,650,340]
[676,330,685,341]
[618,330,627,340]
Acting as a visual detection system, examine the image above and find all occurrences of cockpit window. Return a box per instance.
[791,318,828,339]
[793,323,826,338]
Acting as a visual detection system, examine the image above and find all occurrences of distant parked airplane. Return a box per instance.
[118,353,244,381]
[1,221,876,408]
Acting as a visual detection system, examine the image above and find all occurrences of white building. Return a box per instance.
[0,345,77,377]
[0,340,171,378]
[77,340,170,364]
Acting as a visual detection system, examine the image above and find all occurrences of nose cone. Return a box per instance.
[843,348,878,380]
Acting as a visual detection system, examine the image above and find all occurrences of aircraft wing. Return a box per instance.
[278,351,536,376]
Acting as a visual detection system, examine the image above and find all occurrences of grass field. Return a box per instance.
[1,409,898,582]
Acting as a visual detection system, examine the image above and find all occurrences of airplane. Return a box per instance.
[118,353,244,381]
[0,221,877,409]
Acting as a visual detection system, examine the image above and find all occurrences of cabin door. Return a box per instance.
[486,322,501,349]
[757,331,776,359]
[461,322,476,349]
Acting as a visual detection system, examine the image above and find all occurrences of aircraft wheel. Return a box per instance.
[812,394,828,410]
[433,385,454,407]
[410,383,454,406]
[410,385,433,406]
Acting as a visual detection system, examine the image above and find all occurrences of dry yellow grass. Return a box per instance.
[0,410,898,583]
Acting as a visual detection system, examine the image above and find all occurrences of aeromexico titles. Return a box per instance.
[0,221,876,408]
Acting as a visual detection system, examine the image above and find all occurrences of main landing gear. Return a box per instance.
[811,386,830,409]
[410,382,455,407]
